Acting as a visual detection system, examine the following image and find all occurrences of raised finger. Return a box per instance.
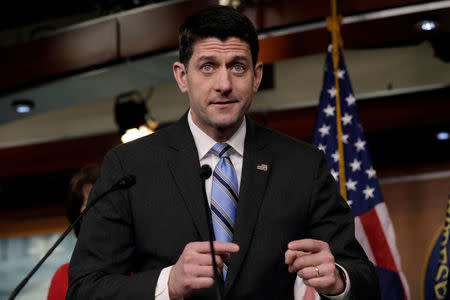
[191,241,239,254]
[288,239,328,253]
[212,241,240,254]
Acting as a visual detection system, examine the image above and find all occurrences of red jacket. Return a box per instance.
[47,263,69,300]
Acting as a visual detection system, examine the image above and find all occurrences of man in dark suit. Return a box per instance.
[67,5,379,300]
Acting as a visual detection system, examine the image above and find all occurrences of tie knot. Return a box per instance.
[211,143,233,158]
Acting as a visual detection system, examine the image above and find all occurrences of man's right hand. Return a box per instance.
[168,241,239,299]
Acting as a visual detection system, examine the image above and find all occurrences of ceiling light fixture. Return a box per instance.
[114,90,158,143]
[12,99,35,114]
[436,131,449,141]
[417,20,438,31]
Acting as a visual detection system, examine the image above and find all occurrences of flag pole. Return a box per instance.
[327,0,347,200]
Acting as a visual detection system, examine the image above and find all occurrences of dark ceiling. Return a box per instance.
[0,0,165,32]
[2,0,450,94]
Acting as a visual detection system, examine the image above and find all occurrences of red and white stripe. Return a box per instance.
[355,202,410,300]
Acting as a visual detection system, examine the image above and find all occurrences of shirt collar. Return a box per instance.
[188,109,246,160]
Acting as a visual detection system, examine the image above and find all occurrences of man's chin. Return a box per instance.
[212,117,243,131]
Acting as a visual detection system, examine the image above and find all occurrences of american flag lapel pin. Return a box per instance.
[256,163,268,171]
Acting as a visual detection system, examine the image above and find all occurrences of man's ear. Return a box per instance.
[173,62,188,93]
[253,61,263,93]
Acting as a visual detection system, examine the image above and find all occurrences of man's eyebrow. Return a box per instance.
[197,55,217,62]
[231,56,251,64]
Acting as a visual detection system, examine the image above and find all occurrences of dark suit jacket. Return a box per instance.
[67,113,379,300]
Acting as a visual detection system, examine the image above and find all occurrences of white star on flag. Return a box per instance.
[354,138,366,152]
[331,169,339,181]
[337,69,346,79]
[323,104,336,117]
[318,124,331,137]
[328,44,333,52]
[362,185,375,200]
[318,143,327,152]
[328,87,337,98]
[346,178,358,191]
[345,94,356,106]
[342,134,349,144]
[366,167,377,179]
[341,113,353,125]
[350,158,362,172]
[332,150,340,163]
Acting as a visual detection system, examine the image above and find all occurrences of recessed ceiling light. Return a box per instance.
[436,131,449,141]
[12,99,35,114]
[417,20,438,31]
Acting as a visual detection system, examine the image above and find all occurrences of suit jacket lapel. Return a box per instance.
[167,113,210,241]
[224,119,272,296]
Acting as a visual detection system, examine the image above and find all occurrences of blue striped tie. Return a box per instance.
[210,143,238,278]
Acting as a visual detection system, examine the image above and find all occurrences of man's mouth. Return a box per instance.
[211,99,238,105]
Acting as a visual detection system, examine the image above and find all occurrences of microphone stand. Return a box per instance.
[199,165,223,300]
[8,175,136,300]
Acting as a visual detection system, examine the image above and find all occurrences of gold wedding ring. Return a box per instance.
[314,265,320,278]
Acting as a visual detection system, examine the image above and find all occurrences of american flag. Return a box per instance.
[309,43,410,299]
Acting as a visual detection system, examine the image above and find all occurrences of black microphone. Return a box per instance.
[199,165,223,300]
[200,164,212,181]
[8,174,136,300]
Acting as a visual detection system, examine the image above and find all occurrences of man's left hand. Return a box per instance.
[285,239,344,295]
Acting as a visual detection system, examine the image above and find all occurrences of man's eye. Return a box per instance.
[233,64,245,73]
[201,65,213,72]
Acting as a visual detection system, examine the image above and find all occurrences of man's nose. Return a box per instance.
[214,68,232,94]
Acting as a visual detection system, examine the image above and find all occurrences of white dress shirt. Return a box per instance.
[154,111,350,299]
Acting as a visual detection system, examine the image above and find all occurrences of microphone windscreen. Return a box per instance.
[200,165,212,180]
